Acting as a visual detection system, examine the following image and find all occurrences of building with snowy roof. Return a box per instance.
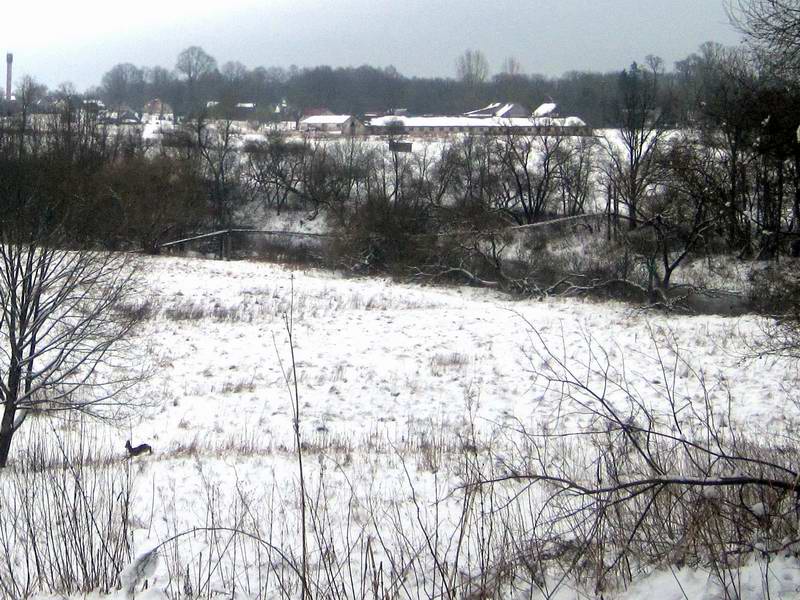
[299,114,364,135]
[464,102,530,119]
[144,99,174,117]
[533,102,558,117]
[367,114,589,137]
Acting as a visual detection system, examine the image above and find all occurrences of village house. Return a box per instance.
[363,100,589,136]
[143,99,175,130]
[367,112,589,137]
[144,99,174,119]
[98,105,140,125]
[299,114,365,135]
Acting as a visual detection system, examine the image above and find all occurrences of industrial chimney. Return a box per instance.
[5,53,12,101]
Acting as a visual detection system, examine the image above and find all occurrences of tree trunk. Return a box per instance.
[0,406,17,468]
[0,368,19,468]
[662,266,673,290]
[0,348,21,467]
[793,151,800,232]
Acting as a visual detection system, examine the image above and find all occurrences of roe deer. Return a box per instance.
[126,439,153,457]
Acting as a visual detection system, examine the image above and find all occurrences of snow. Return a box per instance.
[563,115,587,126]
[464,101,522,117]
[369,114,585,129]
[620,556,800,600]
[495,103,518,117]
[299,114,352,126]
[23,254,800,599]
[533,102,557,117]
[119,548,160,598]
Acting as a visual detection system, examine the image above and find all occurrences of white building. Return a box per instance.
[367,115,588,136]
[298,115,363,135]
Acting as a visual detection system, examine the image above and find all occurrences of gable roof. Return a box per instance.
[369,115,586,129]
[533,102,557,117]
[300,115,353,125]
[464,102,529,118]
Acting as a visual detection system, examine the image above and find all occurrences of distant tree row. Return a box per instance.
[65,43,772,127]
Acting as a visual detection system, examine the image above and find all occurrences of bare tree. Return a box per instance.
[245,134,309,213]
[101,63,145,111]
[248,135,373,222]
[221,61,248,85]
[730,0,800,78]
[555,136,597,217]
[175,46,218,111]
[692,45,762,253]
[602,58,666,231]
[496,129,567,224]
[500,56,523,77]
[0,95,143,465]
[456,49,490,86]
[175,46,217,87]
[0,216,139,467]
[635,137,721,290]
[187,111,245,236]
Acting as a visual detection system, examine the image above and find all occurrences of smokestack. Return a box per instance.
[5,53,12,101]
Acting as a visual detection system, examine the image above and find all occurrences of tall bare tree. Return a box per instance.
[730,0,800,78]
[101,63,145,111]
[0,107,142,466]
[602,57,666,230]
[175,46,217,87]
[0,204,139,466]
[555,137,597,217]
[497,130,568,224]
[456,49,490,86]
[175,46,218,112]
[189,111,243,233]
[500,56,523,77]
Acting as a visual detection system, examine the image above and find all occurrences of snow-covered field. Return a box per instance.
[115,256,791,455]
[22,254,800,599]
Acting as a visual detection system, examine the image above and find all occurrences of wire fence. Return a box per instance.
[158,213,606,262]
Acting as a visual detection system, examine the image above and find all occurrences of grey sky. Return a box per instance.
[2,0,742,91]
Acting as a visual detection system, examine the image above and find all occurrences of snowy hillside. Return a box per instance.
[19,254,800,599]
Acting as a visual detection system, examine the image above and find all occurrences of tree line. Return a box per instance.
[2,41,784,129]
[91,46,624,123]
[4,36,799,288]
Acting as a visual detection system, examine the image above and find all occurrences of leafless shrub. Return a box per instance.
[0,422,132,597]
[476,321,800,598]
[162,296,308,323]
[164,301,209,321]
[148,447,524,600]
[220,375,257,394]
[429,352,470,377]
[737,262,800,361]
[115,298,157,322]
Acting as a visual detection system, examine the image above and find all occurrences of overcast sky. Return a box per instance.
[2,0,743,91]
